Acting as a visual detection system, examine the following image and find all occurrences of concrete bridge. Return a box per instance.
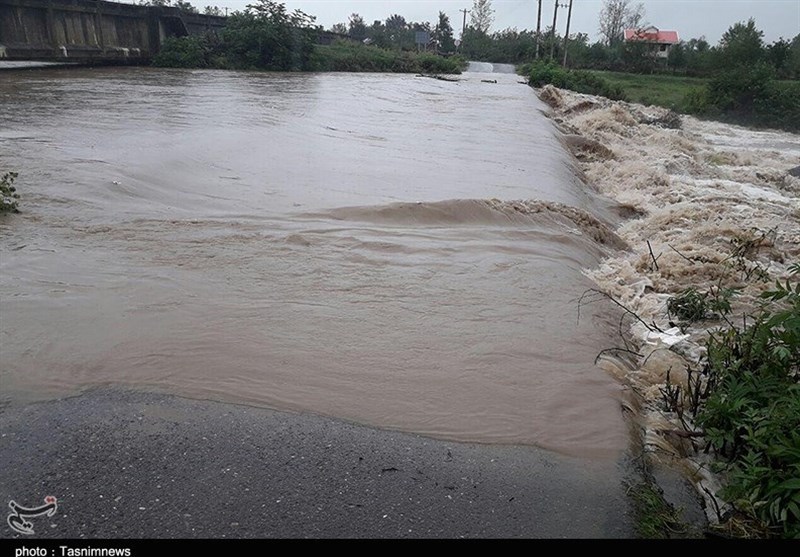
[0,0,226,63]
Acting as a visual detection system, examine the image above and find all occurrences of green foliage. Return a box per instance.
[686,65,800,132]
[347,13,367,42]
[0,171,20,214]
[433,11,456,53]
[696,264,800,538]
[220,1,318,71]
[313,41,465,74]
[708,63,775,113]
[719,18,764,69]
[153,36,211,68]
[524,61,627,101]
[667,286,737,326]
[628,482,689,538]
[469,0,495,35]
[154,1,318,71]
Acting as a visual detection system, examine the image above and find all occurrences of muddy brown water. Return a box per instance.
[0,64,628,457]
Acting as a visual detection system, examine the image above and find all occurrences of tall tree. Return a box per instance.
[348,13,367,41]
[385,14,407,31]
[719,18,764,68]
[598,0,644,46]
[433,11,456,52]
[469,0,494,34]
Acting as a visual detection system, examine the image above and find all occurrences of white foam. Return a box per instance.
[549,86,800,521]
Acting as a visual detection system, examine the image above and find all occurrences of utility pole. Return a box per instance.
[562,0,573,67]
[459,8,469,52]
[535,0,542,59]
[549,0,559,60]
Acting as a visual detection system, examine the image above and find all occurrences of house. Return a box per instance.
[624,26,680,58]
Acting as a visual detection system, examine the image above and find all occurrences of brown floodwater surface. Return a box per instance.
[0,65,628,457]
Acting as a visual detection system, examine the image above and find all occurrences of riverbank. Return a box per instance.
[536,84,800,536]
[152,36,466,75]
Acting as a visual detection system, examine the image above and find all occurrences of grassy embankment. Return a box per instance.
[521,62,800,132]
[589,71,708,111]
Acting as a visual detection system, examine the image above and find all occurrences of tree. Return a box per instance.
[469,0,494,34]
[667,41,687,70]
[598,0,645,46]
[790,34,800,78]
[767,38,792,77]
[173,0,198,12]
[203,5,223,16]
[220,0,317,70]
[718,19,764,68]
[433,11,456,52]
[330,22,348,35]
[385,14,407,31]
[348,13,367,41]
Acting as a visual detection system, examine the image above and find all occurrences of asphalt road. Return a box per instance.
[0,389,636,538]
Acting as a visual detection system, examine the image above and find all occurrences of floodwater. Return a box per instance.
[0,64,629,457]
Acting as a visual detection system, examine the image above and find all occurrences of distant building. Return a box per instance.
[624,26,680,58]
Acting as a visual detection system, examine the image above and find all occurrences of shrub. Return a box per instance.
[524,61,627,101]
[697,263,800,537]
[312,41,465,74]
[707,63,775,114]
[153,36,211,68]
[682,64,800,132]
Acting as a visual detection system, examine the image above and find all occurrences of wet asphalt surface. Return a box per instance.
[0,389,635,538]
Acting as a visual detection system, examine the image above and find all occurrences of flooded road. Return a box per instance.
[0,65,628,457]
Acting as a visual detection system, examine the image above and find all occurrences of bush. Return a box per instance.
[523,61,628,101]
[1,171,20,214]
[682,64,800,132]
[153,36,211,68]
[707,63,775,114]
[312,41,465,74]
[697,264,800,537]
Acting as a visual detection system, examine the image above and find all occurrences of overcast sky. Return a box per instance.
[200,1,799,44]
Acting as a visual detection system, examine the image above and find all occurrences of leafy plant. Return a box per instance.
[696,263,800,538]
[153,36,212,68]
[1,171,20,213]
[667,286,737,326]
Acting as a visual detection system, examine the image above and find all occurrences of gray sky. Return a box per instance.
[201,1,800,44]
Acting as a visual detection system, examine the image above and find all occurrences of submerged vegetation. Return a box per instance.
[1,171,20,214]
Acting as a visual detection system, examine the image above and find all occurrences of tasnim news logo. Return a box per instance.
[7,497,57,536]
[15,548,131,557]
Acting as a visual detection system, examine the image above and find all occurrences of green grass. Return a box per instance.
[589,71,709,111]
[628,482,690,538]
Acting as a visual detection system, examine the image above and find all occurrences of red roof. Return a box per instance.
[624,28,679,44]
